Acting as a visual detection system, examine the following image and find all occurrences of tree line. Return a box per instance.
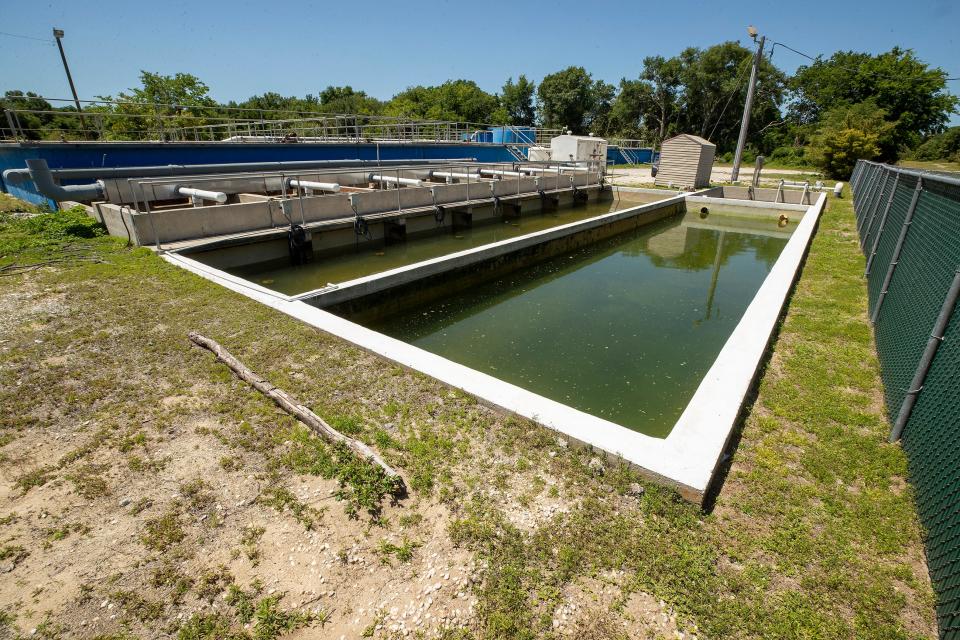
[2,41,956,177]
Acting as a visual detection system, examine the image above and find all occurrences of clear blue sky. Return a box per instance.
[2,0,958,124]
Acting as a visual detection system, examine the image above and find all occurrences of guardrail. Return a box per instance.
[1,99,562,145]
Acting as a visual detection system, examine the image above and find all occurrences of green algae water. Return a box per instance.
[228,194,666,294]
[366,210,796,437]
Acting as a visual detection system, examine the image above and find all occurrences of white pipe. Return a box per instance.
[177,186,227,203]
[430,171,481,180]
[519,166,592,174]
[479,169,525,178]
[287,178,341,193]
[519,166,561,174]
[370,174,422,187]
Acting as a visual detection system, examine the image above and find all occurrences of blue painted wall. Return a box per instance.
[608,147,657,165]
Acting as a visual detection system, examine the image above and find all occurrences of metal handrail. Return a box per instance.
[1,105,564,146]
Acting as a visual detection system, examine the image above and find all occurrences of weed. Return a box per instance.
[66,463,111,498]
[129,497,153,515]
[141,510,185,551]
[0,544,28,567]
[376,536,420,565]
[43,521,90,546]
[15,467,52,493]
[361,609,386,637]
[195,565,233,602]
[151,563,193,601]
[110,589,165,622]
[258,485,323,530]
[177,613,241,640]
[128,455,167,472]
[180,477,214,512]
[240,525,265,564]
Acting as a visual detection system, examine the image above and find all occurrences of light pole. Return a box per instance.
[730,27,765,183]
[52,28,85,130]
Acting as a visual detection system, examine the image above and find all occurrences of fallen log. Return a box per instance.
[189,331,404,492]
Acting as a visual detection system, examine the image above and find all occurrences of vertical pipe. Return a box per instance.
[889,269,960,442]
[871,177,923,324]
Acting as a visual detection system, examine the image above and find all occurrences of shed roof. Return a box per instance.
[663,133,715,148]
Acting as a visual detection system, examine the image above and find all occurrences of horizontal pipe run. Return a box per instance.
[430,171,481,180]
[519,166,592,175]
[370,174,423,187]
[2,158,476,186]
[287,178,341,193]
[479,169,525,178]
[177,186,227,203]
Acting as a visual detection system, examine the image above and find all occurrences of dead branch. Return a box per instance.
[188,332,405,492]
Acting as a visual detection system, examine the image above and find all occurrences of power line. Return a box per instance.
[770,40,959,82]
[0,31,55,44]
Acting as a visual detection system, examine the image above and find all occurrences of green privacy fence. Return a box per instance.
[850,160,960,639]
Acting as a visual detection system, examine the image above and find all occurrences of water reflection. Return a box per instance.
[365,210,794,438]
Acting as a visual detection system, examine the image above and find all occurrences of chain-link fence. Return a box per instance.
[851,160,960,639]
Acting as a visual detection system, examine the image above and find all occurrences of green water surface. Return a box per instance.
[228,194,667,295]
[365,210,795,437]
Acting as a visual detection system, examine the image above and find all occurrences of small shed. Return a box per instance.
[654,134,715,189]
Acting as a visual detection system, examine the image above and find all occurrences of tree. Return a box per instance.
[385,80,499,123]
[102,71,218,140]
[807,101,893,178]
[499,75,536,126]
[674,42,785,153]
[790,48,958,159]
[1,91,86,140]
[537,66,613,134]
[911,126,960,163]
[318,86,383,115]
[609,56,682,143]
[638,56,683,144]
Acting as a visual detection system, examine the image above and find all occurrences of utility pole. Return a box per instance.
[52,28,85,132]
[730,31,765,183]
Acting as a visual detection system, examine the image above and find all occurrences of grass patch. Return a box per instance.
[376,536,420,565]
[66,463,111,498]
[141,510,186,551]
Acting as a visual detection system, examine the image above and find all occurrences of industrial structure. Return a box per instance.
[0,100,656,208]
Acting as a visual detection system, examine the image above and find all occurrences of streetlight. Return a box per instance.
[730,27,766,182]
[52,28,84,123]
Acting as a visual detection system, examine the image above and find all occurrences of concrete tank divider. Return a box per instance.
[93,170,603,246]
